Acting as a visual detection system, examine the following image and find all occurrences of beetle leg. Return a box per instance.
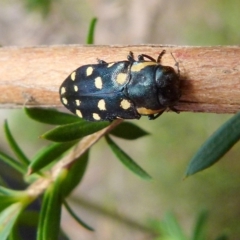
[127,51,135,63]
[148,114,155,120]
[156,50,166,63]
[148,109,165,120]
[138,54,156,62]
[137,55,144,61]
[97,58,107,64]
[170,106,180,114]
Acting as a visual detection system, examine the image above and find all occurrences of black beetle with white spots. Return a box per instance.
[59,51,181,121]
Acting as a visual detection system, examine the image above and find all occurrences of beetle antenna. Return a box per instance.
[170,52,180,76]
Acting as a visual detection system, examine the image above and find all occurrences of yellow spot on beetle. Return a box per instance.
[116,73,128,85]
[120,99,131,110]
[93,113,101,120]
[62,97,68,105]
[76,110,82,118]
[86,67,93,76]
[71,71,76,81]
[98,99,106,111]
[75,99,81,106]
[107,63,114,68]
[136,107,163,115]
[131,62,156,72]
[74,85,78,92]
[95,77,103,89]
[61,87,66,94]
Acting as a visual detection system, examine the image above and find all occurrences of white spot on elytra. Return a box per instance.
[116,73,128,85]
[98,99,106,110]
[61,87,66,94]
[71,71,76,81]
[86,67,93,76]
[95,77,103,89]
[75,99,81,106]
[74,85,78,92]
[62,97,68,105]
[76,110,82,118]
[120,99,131,110]
[93,113,101,120]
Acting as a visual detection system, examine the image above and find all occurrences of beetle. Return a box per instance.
[59,50,181,121]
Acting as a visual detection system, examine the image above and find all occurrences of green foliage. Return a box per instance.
[110,122,149,140]
[185,112,240,177]
[60,151,89,197]
[24,0,53,16]
[28,141,78,174]
[0,17,153,238]
[0,203,24,240]
[63,200,94,231]
[0,12,238,239]
[149,211,228,240]
[4,121,30,166]
[0,106,150,238]
[37,176,62,240]
[0,152,25,175]
[105,135,151,180]
[25,108,81,125]
[41,120,109,142]
[86,18,98,44]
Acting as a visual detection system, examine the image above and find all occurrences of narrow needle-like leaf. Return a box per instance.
[63,200,94,231]
[0,152,25,174]
[0,203,23,240]
[105,135,151,180]
[25,107,81,125]
[4,120,30,166]
[110,122,149,140]
[185,112,240,177]
[28,141,78,174]
[86,17,97,44]
[42,121,109,142]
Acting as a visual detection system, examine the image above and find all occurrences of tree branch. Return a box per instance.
[0,45,239,113]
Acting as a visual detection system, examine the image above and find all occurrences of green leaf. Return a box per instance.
[0,188,30,211]
[160,212,187,240]
[185,112,240,177]
[18,210,38,227]
[36,188,48,240]
[8,225,22,240]
[110,122,149,140]
[191,210,208,240]
[42,121,109,142]
[0,187,25,197]
[86,17,97,44]
[61,151,89,197]
[28,141,78,174]
[25,0,52,16]
[105,135,151,180]
[0,151,25,174]
[25,107,81,125]
[4,121,30,166]
[37,173,64,240]
[0,196,18,212]
[63,200,94,231]
[0,203,23,240]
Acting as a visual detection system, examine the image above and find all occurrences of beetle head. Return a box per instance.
[155,66,181,107]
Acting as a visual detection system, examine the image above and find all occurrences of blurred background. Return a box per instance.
[0,0,240,239]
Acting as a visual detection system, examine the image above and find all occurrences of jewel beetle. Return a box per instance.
[59,50,181,121]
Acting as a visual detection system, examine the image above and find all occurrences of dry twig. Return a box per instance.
[0,45,240,113]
